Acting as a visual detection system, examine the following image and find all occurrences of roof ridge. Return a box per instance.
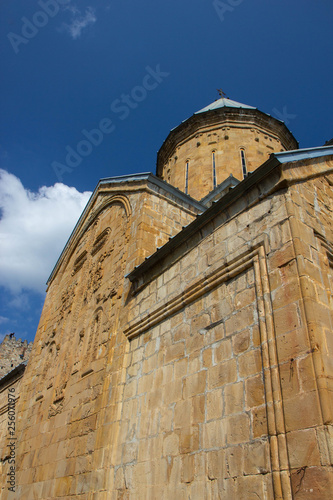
[195,97,256,114]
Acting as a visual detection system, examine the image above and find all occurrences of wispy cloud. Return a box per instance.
[0,316,9,325]
[8,293,31,311]
[62,6,96,40]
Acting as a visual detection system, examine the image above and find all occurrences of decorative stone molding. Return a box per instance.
[124,243,292,499]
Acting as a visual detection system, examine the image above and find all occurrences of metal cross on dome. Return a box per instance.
[217,88,229,98]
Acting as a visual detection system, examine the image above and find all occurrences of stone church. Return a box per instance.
[1,97,332,499]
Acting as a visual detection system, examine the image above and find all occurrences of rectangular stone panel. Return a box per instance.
[113,267,272,497]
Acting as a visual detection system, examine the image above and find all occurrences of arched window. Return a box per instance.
[240,148,247,178]
[185,160,189,194]
[212,151,217,189]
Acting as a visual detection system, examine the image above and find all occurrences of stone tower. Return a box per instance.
[0,97,332,499]
[157,98,298,200]
[0,334,32,378]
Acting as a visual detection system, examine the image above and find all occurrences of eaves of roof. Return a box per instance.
[0,360,28,387]
[46,173,205,285]
[127,146,333,283]
[274,145,333,163]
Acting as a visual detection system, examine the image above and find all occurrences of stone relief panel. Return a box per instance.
[72,250,88,276]
[84,307,108,367]
[91,227,111,256]
[60,280,78,318]
[72,329,85,373]
[67,202,127,377]
[32,198,130,415]
[43,339,58,389]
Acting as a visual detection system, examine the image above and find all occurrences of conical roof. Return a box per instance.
[195,97,255,114]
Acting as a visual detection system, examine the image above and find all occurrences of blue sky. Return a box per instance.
[0,0,332,343]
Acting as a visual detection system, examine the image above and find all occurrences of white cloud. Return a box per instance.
[0,169,91,294]
[62,6,96,40]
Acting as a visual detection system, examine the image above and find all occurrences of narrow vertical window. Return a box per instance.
[185,160,189,194]
[240,149,247,178]
[212,151,217,189]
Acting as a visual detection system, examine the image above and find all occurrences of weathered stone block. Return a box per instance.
[183,371,207,399]
[202,419,226,449]
[208,359,237,389]
[206,389,223,421]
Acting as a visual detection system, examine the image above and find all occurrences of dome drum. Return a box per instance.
[156,102,299,201]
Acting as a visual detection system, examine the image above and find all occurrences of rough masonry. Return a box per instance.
[0,97,332,499]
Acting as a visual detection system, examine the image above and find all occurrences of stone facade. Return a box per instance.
[0,98,332,499]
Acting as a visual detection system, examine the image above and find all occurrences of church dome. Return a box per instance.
[156,97,298,201]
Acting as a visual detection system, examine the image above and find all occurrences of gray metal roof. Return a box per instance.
[274,145,333,163]
[128,145,333,284]
[0,360,28,385]
[195,97,256,114]
[169,97,257,132]
[46,173,205,285]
